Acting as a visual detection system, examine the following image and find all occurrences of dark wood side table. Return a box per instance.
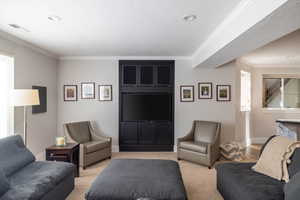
[46,143,80,177]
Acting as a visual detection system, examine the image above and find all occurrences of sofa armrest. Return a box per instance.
[284,171,300,200]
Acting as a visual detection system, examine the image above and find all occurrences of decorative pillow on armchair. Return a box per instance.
[0,168,10,197]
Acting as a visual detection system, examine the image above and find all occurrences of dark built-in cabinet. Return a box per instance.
[119,60,174,151]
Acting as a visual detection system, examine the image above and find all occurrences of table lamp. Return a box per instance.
[11,89,40,146]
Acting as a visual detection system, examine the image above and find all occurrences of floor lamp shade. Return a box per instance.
[11,89,40,106]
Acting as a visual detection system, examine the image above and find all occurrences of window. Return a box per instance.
[241,70,251,111]
[0,54,14,139]
[263,75,300,109]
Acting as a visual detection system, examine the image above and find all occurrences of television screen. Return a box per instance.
[122,94,171,121]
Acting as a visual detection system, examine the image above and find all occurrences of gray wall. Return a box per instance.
[57,58,236,150]
[0,35,58,156]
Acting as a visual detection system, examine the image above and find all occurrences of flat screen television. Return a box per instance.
[122,94,172,121]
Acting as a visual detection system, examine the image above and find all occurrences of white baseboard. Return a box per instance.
[250,137,268,144]
[112,145,119,152]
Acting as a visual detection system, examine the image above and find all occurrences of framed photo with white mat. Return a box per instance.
[99,85,112,101]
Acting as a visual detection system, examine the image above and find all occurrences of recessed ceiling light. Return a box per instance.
[8,24,30,32]
[183,15,197,22]
[48,15,62,22]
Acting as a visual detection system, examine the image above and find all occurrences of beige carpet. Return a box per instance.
[67,152,223,200]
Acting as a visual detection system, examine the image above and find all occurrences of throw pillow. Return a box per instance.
[259,135,277,157]
[252,136,294,181]
[0,168,10,196]
[288,148,300,178]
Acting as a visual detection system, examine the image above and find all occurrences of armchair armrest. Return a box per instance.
[89,123,112,143]
[177,124,195,146]
[284,171,300,200]
[63,124,77,143]
[207,124,221,163]
[92,134,112,143]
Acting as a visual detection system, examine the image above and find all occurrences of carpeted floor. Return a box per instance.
[66,152,224,200]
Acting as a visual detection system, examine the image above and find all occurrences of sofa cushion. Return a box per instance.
[2,161,74,200]
[288,148,300,178]
[0,168,10,197]
[194,121,218,143]
[84,140,110,154]
[179,141,207,154]
[216,162,284,200]
[66,121,91,143]
[0,135,35,177]
[284,171,300,200]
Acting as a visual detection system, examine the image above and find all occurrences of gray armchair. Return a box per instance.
[64,121,112,169]
[177,120,221,168]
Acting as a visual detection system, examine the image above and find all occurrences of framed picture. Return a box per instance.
[32,86,47,114]
[216,85,231,101]
[180,85,194,102]
[198,82,213,99]
[64,85,77,101]
[99,85,112,101]
[81,82,95,99]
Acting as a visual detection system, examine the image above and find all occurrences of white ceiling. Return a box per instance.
[0,0,242,57]
[240,29,300,67]
[193,0,300,68]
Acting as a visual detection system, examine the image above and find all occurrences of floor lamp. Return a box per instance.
[11,89,40,146]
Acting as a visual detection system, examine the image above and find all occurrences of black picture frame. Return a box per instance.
[198,82,213,99]
[64,85,78,102]
[99,85,113,101]
[81,82,95,99]
[180,85,194,102]
[216,85,231,101]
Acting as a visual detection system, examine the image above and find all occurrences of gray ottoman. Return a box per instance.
[86,159,188,200]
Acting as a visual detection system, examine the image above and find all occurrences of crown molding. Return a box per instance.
[59,56,192,61]
[0,29,58,59]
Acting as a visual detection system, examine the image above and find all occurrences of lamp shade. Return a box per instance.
[11,89,40,107]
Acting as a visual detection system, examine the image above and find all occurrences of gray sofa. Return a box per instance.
[216,148,300,200]
[0,135,75,200]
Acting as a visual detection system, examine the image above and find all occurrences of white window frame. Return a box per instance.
[240,70,251,112]
[0,54,14,139]
[262,74,300,111]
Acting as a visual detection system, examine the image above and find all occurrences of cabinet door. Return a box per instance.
[120,122,138,144]
[122,65,137,86]
[139,121,155,144]
[156,122,173,145]
[139,66,154,86]
[157,65,172,87]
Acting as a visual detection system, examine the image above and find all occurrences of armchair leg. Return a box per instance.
[208,166,211,169]
[177,158,181,161]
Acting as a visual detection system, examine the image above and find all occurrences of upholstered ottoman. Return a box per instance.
[86,159,188,200]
